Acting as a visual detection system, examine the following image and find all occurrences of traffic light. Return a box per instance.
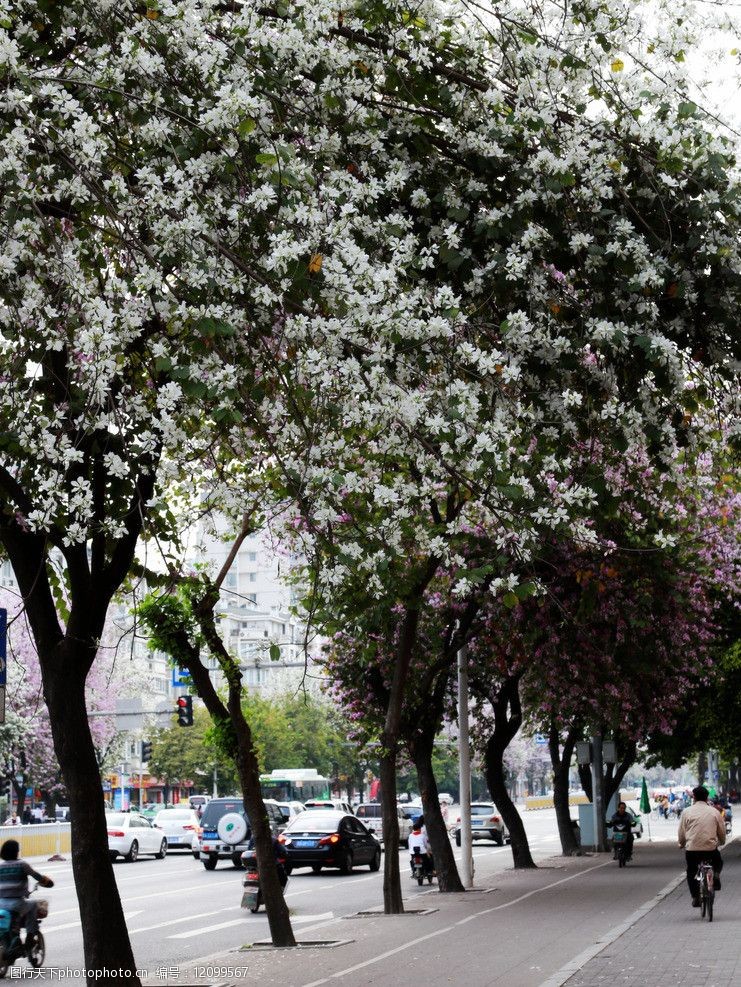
[175,695,193,727]
[141,740,153,763]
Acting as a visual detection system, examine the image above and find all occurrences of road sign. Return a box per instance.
[534,734,548,746]
[172,667,191,687]
[0,606,7,686]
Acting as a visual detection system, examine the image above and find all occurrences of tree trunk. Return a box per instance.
[549,722,579,855]
[413,732,464,892]
[45,654,141,985]
[481,675,536,869]
[379,750,403,912]
[698,751,707,785]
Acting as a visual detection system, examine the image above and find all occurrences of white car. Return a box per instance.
[454,803,510,846]
[356,803,413,846]
[276,801,306,823]
[304,799,354,815]
[106,811,168,862]
[153,807,201,855]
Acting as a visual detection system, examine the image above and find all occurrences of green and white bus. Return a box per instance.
[259,768,331,803]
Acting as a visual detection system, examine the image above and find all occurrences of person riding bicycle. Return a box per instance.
[609,802,635,861]
[408,815,434,877]
[0,840,54,943]
[678,785,726,907]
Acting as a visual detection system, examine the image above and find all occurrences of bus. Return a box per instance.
[259,769,331,803]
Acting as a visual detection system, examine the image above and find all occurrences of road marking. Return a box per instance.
[294,912,334,923]
[44,910,143,933]
[169,919,251,939]
[300,860,614,987]
[129,908,233,934]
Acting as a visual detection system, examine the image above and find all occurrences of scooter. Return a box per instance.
[0,886,50,978]
[410,851,434,886]
[240,851,289,913]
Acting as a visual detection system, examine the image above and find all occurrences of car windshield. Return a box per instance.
[155,810,193,820]
[470,805,494,815]
[106,813,127,825]
[285,812,344,833]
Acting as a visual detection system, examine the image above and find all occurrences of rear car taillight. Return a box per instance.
[319,833,340,846]
[489,816,500,824]
[107,831,125,838]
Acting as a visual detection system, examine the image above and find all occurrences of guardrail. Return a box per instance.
[0,822,71,858]
[524,794,590,810]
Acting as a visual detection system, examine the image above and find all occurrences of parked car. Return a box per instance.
[276,801,306,823]
[153,807,201,854]
[304,799,354,815]
[356,803,413,847]
[188,794,211,814]
[106,811,168,862]
[454,803,509,847]
[279,811,381,874]
[198,797,285,870]
[54,807,70,822]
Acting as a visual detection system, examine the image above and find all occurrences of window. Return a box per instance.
[245,551,257,562]
[248,572,257,583]
[225,571,237,588]
[246,594,256,604]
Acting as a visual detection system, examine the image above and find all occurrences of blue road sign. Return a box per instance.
[534,733,548,746]
[0,607,6,686]
[171,667,191,687]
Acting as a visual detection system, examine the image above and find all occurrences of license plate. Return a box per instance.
[167,836,183,844]
[472,820,485,828]
[294,840,315,847]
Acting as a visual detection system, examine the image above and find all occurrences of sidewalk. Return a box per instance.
[561,841,740,987]
[141,839,739,987]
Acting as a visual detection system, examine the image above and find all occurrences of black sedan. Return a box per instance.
[279,811,381,874]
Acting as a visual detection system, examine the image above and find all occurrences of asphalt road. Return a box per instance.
[30,810,568,984]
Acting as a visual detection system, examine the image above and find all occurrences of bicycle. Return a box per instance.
[696,860,715,922]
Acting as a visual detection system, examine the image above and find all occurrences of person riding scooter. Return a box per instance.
[0,840,54,944]
[609,803,635,861]
[408,815,434,878]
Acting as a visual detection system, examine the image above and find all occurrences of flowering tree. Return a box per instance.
[0,590,117,817]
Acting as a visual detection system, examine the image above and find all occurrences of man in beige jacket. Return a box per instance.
[678,785,726,906]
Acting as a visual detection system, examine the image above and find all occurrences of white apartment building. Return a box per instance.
[194,524,324,695]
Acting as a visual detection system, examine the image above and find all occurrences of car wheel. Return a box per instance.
[125,840,139,863]
[455,831,461,847]
[203,855,218,871]
[369,848,381,872]
[109,852,118,862]
[155,839,167,859]
[232,852,244,869]
[492,830,504,846]
[338,851,354,875]
[311,864,322,874]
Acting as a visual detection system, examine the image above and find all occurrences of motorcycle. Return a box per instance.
[240,850,289,914]
[0,887,49,978]
[410,851,434,886]
[610,828,631,867]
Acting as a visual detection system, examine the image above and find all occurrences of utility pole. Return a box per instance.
[591,733,606,852]
[458,643,473,888]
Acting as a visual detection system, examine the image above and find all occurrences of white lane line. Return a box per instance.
[301,860,614,987]
[169,919,250,939]
[129,908,234,934]
[294,912,334,924]
[44,909,143,933]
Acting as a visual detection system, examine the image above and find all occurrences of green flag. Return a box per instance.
[640,777,651,814]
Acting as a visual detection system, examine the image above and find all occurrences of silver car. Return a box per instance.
[454,803,510,846]
[355,803,413,847]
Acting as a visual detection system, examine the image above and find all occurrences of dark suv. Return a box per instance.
[198,797,285,870]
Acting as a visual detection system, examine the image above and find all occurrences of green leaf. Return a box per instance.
[255,153,278,167]
[502,592,519,609]
[269,643,281,662]
[238,118,257,136]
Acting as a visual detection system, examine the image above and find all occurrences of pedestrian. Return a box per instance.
[678,785,726,907]
[22,807,32,825]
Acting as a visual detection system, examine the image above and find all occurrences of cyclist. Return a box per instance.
[408,815,434,878]
[609,802,635,860]
[678,785,726,907]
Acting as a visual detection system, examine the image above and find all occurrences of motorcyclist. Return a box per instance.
[608,802,635,860]
[0,840,54,943]
[408,815,433,878]
[242,834,289,890]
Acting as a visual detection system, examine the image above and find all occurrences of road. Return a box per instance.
[32,809,569,983]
